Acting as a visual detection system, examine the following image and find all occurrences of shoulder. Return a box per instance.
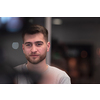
[14,63,27,71]
[49,65,68,75]
[48,65,71,84]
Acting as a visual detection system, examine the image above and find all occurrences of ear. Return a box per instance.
[22,44,25,53]
[47,42,50,52]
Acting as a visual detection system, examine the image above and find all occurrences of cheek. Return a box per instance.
[38,47,47,53]
[23,48,31,54]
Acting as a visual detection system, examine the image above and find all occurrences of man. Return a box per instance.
[15,24,71,84]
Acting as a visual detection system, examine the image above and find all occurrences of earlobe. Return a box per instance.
[47,42,50,52]
[22,44,24,53]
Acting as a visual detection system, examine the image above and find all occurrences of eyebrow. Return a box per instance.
[35,41,43,44]
[24,42,32,45]
[24,41,43,44]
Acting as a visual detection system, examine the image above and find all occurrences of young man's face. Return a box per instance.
[22,33,50,64]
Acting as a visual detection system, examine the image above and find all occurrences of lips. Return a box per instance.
[30,55,39,57]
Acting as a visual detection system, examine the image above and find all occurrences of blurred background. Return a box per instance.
[0,17,100,84]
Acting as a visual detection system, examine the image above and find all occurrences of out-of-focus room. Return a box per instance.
[0,17,100,83]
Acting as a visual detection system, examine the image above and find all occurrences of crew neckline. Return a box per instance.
[25,63,50,73]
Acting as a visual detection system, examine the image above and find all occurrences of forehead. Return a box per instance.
[24,33,45,43]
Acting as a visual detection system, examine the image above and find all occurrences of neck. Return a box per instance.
[26,59,48,73]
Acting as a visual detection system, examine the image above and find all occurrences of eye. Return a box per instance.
[36,43,42,46]
[26,44,32,47]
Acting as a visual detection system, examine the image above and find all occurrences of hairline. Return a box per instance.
[22,32,48,43]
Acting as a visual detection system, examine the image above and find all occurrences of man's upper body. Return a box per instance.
[15,63,71,84]
[15,24,71,84]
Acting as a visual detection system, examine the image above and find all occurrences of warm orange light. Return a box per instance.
[68,58,77,68]
[96,48,100,57]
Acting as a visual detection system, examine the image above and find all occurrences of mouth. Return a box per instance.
[30,55,39,57]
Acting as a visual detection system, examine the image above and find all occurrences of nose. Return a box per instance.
[31,45,37,53]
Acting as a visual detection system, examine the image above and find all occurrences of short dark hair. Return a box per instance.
[22,24,48,42]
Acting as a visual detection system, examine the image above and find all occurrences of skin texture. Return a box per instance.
[22,32,50,72]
